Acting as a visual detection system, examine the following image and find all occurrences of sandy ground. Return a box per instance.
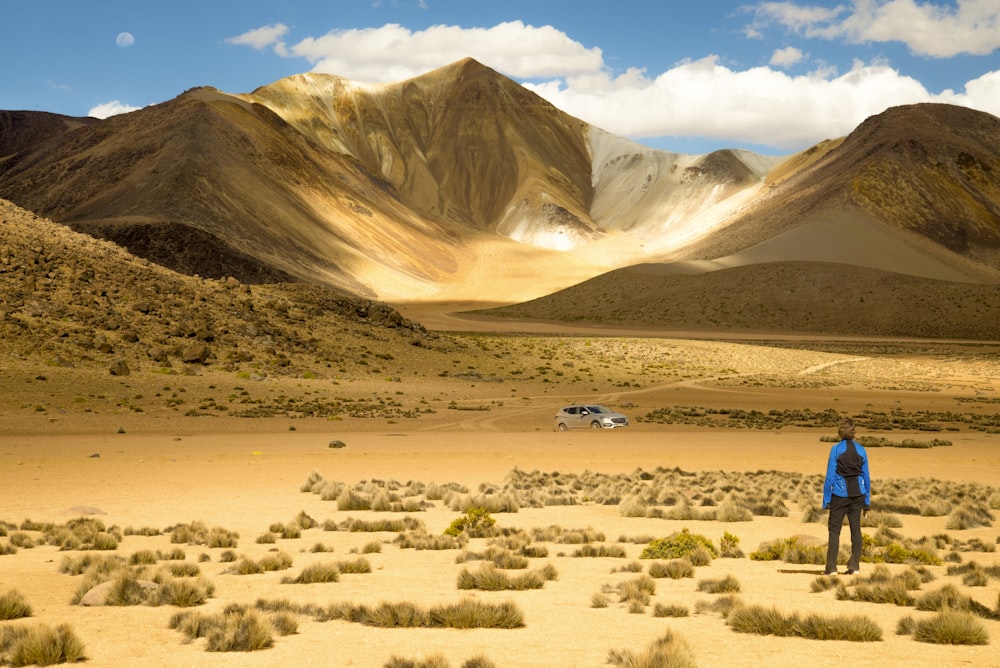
[2,415,999,667]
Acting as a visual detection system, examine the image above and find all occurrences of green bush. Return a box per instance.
[640,529,717,560]
[444,508,496,538]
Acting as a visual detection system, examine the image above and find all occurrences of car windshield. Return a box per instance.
[586,406,608,414]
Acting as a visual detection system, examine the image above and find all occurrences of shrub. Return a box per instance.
[719,531,744,558]
[640,529,717,560]
[444,508,496,538]
[912,609,990,645]
[915,584,996,618]
[607,630,697,668]
[0,590,32,620]
[456,564,546,591]
[727,605,882,641]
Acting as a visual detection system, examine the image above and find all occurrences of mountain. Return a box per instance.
[1,59,999,339]
[0,59,780,303]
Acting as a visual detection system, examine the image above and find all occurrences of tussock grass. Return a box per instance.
[167,521,239,548]
[750,536,826,564]
[395,531,465,550]
[607,629,697,668]
[0,623,86,665]
[228,552,293,575]
[336,557,372,574]
[282,562,340,584]
[154,576,214,607]
[904,609,990,645]
[697,574,741,594]
[652,603,690,618]
[915,584,997,619]
[170,606,275,652]
[307,598,524,629]
[0,590,32,620]
[647,559,694,579]
[531,525,605,544]
[456,563,553,591]
[573,544,627,558]
[727,604,882,641]
[337,516,425,533]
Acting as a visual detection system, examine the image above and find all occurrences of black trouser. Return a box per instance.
[826,494,864,572]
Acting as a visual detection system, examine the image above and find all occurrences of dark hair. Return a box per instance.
[838,418,856,441]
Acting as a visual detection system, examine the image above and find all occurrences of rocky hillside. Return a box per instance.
[0,198,437,377]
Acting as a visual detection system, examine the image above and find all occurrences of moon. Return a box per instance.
[116,32,135,48]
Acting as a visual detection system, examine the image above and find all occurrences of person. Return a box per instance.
[823,417,871,575]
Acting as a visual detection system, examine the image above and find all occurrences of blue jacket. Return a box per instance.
[823,440,871,509]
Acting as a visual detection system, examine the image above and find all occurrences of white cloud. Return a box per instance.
[753,0,1000,57]
[88,100,140,119]
[235,21,603,82]
[227,18,1000,152]
[770,46,805,67]
[225,23,290,51]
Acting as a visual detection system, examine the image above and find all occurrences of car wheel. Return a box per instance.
[557,423,569,432]
[590,421,602,430]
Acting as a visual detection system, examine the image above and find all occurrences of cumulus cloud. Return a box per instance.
[770,46,806,67]
[232,21,603,82]
[89,100,141,119]
[753,0,1000,57]
[226,17,1000,151]
[225,23,291,53]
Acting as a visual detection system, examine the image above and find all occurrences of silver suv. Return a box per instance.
[554,404,629,431]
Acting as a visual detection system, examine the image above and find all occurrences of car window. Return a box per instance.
[566,407,577,415]
[587,406,605,413]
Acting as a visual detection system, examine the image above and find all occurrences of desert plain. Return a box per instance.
[2,318,999,668]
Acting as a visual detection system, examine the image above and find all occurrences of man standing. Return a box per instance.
[823,417,871,575]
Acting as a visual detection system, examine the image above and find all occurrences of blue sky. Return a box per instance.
[3,1,999,154]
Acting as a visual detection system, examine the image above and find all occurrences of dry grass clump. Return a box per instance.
[0,590,32,620]
[456,563,553,591]
[456,546,529,569]
[169,605,288,652]
[945,503,995,530]
[914,584,997,619]
[727,604,882,641]
[384,653,497,668]
[298,598,525,629]
[607,629,697,668]
[647,559,695,579]
[531,525,605,544]
[749,536,825,564]
[652,602,690,618]
[227,552,293,575]
[573,544,627,558]
[282,562,340,584]
[0,622,86,665]
[697,574,741,594]
[898,609,990,645]
[167,521,239,548]
[395,530,466,550]
[333,516,425,533]
[154,575,215,607]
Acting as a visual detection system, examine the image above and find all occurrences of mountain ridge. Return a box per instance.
[1,59,999,339]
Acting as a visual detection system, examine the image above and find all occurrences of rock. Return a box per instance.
[181,343,210,364]
[328,440,347,449]
[80,579,158,606]
[109,359,131,376]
